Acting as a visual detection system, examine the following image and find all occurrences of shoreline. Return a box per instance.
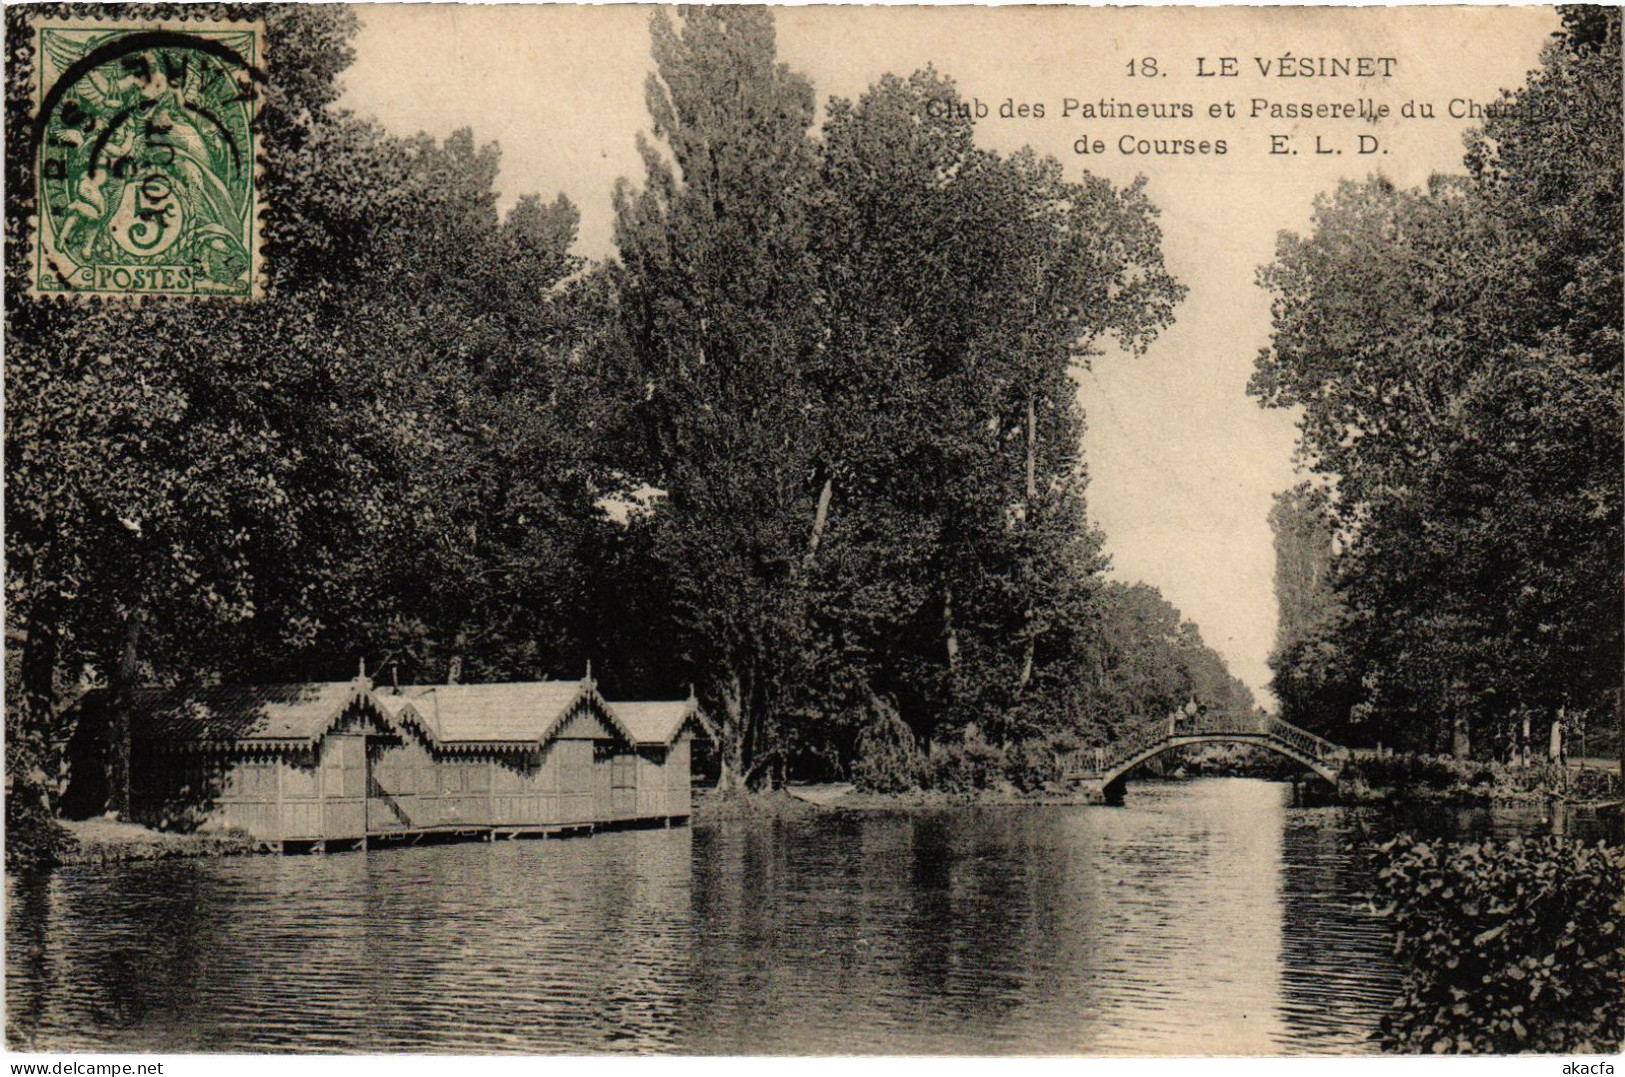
[24,772,1620,869]
[53,818,261,866]
[691,785,1104,825]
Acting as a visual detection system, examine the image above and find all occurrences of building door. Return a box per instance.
[367,738,406,833]
[320,733,367,839]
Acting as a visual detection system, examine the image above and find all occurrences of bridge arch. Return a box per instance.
[1066,713,1350,803]
[1098,733,1341,799]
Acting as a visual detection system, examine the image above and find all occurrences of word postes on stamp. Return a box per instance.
[30,18,266,300]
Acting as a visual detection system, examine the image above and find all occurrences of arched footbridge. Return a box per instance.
[1065,712,1351,801]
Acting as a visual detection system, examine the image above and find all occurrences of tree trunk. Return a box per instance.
[803,470,833,571]
[15,614,60,758]
[1025,395,1037,505]
[12,605,62,800]
[1450,712,1471,760]
[1017,394,1037,693]
[943,586,959,670]
[715,668,746,793]
[106,609,143,818]
[739,660,777,791]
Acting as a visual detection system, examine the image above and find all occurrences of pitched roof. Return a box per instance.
[610,699,707,747]
[111,677,653,754]
[384,680,636,748]
[372,690,439,741]
[124,681,373,749]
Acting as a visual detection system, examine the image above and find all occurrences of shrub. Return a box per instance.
[924,734,1006,793]
[850,695,924,794]
[1347,754,1464,792]
[1176,742,1299,779]
[5,768,75,872]
[1372,833,1625,1054]
[1343,755,1621,801]
[1490,763,1619,801]
[1565,766,1623,802]
[1002,737,1066,793]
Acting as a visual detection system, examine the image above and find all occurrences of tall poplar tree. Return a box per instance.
[809,70,1183,753]
[611,7,825,788]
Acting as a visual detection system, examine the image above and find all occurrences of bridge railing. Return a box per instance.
[1261,715,1348,764]
[1107,714,1175,766]
[1063,710,1350,777]
[1183,711,1263,737]
[1063,713,1166,777]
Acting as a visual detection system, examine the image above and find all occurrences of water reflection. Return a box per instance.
[8,830,695,1053]
[10,778,1603,1055]
[1277,810,1399,1052]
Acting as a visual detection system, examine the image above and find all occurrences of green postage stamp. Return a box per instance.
[30,17,266,299]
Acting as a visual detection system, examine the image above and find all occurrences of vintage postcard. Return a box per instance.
[4,1,1620,1063]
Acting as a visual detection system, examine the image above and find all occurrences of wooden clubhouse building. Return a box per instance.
[114,669,707,851]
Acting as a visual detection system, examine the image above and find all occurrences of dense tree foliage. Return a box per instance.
[8,5,1246,856]
[1079,582,1256,732]
[1265,484,1358,740]
[6,5,615,835]
[1253,9,1621,758]
[8,5,412,829]
[609,15,1190,788]
[609,7,828,789]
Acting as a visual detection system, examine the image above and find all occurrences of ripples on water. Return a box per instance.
[10,777,1585,1055]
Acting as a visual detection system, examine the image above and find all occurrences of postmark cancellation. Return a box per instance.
[28,16,265,300]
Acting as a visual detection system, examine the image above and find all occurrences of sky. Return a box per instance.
[340,5,1558,706]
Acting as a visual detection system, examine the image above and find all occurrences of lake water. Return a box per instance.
[5,777,1610,1055]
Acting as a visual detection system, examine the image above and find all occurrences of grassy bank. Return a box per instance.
[54,818,260,866]
[690,788,828,826]
[692,784,1106,824]
[830,788,1103,810]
